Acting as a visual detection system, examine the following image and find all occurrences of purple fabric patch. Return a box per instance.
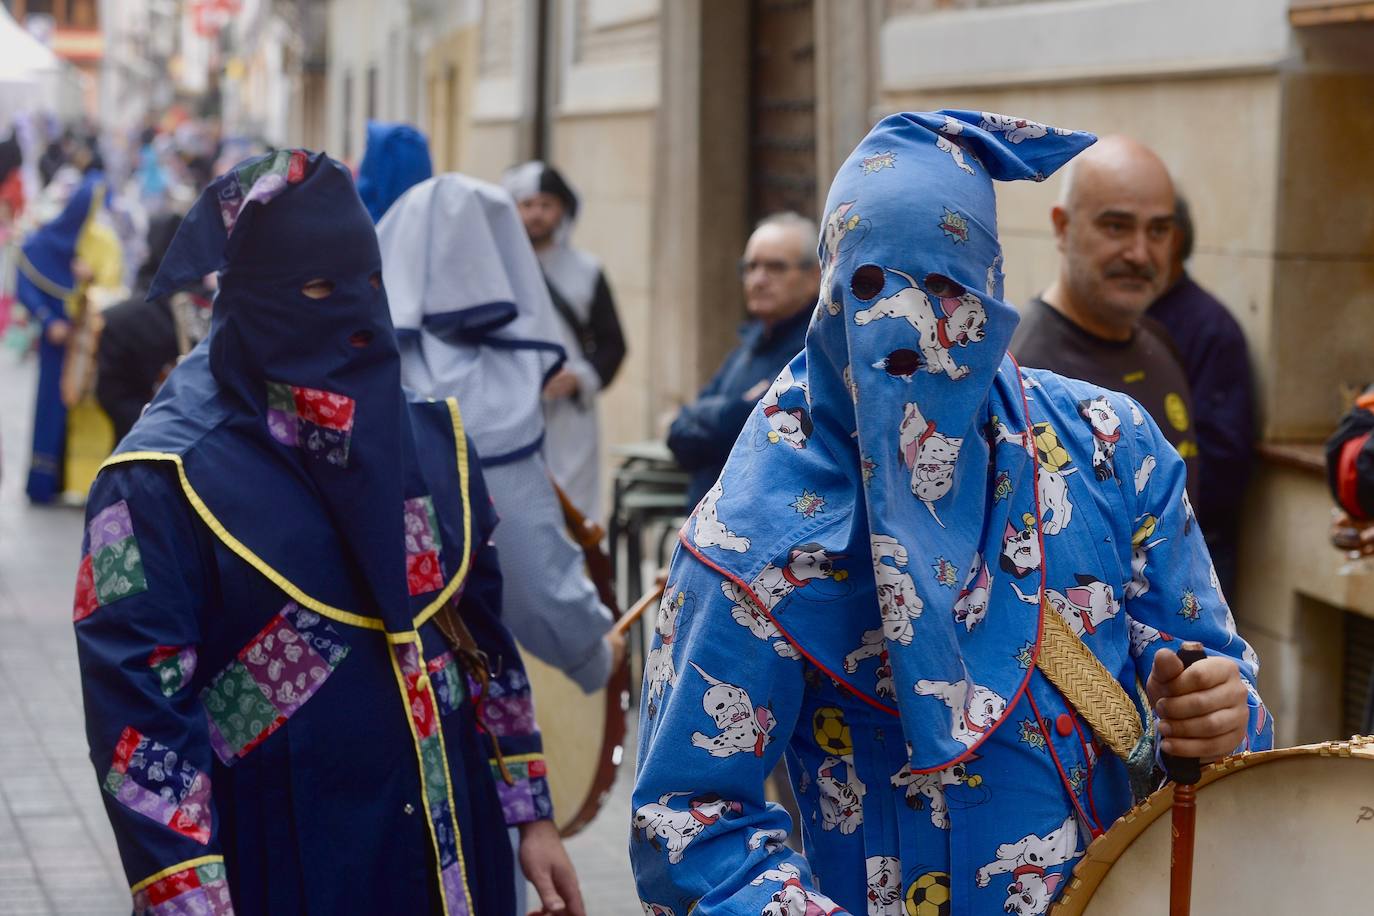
[440,863,470,916]
[115,777,179,825]
[478,694,537,738]
[267,409,298,447]
[88,500,135,553]
[494,778,538,823]
[239,618,331,718]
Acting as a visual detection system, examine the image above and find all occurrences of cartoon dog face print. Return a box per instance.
[953,552,992,631]
[976,813,1083,915]
[1182,491,1197,535]
[752,864,841,916]
[935,115,976,175]
[914,677,1008,749]
[693,480,751,553]
[633,792,742,865]
[870,534,923,645]
[853,267,986,381]
[816,755,866,834]
[1126,615,1172,658]
[689,663,775,759]
[989,419,1076,535]
[1125,515,1167,601]
[1077,396,1122,481]
[899,401,963,527]
[819,201,862,317]
[891,747,984,830]
[644,588,686,716]
[641,905,675,916]
[760,364,813,450]
[977,112,1071,145]
[1012,577,1120,638]
[999,514,1042,578]
[721,544,845,658]
[865,856,903,916]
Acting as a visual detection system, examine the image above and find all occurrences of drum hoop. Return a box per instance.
[1049,736,1374,914]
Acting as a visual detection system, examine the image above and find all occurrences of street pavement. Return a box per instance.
[0,352,643,914]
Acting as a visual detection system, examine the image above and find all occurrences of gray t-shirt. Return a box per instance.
[1010,297,1199,496]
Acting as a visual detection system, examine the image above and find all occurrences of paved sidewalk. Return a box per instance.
[0,353,643,915]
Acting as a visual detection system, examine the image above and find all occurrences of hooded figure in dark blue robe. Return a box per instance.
[356,121,434,223]
[16,175,104,503]
[73,150,553,916]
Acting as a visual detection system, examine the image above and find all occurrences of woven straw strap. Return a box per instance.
[1035,598,1143,761]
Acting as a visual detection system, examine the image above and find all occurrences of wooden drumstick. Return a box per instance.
[612,578,667,638]
[1164,641,1208,916]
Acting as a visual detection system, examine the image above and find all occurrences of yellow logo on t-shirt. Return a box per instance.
[1165,392,1191,432]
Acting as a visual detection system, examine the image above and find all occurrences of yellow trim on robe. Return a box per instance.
[386,632,475,916]
[130,855,225,894]
[97,397,476,632]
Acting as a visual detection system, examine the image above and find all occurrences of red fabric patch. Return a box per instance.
[72,554,97,622]
[404,670,439,738]
[111,725,141,774]
[146,864,202,904]
[287,150,307,183]
[168,808,212,844]
[292,386,355,431]
[528,758,548,778]
[147,645,181,667]
[406,551,444,596]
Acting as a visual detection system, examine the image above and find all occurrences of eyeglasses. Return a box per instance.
[738,258,815,279]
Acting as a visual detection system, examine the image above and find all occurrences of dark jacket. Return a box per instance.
[668,307,812,508]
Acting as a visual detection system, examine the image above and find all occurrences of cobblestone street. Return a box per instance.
[0,353,642,915]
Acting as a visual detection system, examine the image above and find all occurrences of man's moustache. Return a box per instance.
[1104,264,1156,281]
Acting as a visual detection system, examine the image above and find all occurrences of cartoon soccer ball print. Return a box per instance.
[812,706,853,758]
[906,871,951,916]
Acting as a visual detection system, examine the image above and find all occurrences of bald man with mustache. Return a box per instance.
[1011,135,1200,501]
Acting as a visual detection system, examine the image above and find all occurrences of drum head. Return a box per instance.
[523,651,623,837]
[1053,740,1374,914]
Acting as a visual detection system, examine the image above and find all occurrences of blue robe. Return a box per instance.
[16,176,103,503]
[630,111,1272,916]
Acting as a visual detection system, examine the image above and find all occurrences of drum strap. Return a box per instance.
[1036,597,1156,799]
[434,596,517,787]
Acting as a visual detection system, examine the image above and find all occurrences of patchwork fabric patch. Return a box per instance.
[148,646,198,698]
[102,726,212,844]
[132,859,234,916]
[217,148,308,234]
[391,642,471,916]
[405,495,445,596]
[265,381,355,467]
[471,668,537,739]
[491,756,553,825]
[201,603,350,765]
[427,652,465,717]
[74,500,149,621]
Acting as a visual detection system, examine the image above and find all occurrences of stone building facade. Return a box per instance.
[323,0,1374,746]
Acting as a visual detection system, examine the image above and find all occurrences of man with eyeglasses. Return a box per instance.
[1011,135,1199,501]
[668,212,820,509]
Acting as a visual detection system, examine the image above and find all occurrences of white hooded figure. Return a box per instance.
[502,161,627,522]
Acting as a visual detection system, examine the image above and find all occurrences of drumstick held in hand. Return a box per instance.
[1164,641,1207,916]
[612,578,667,638]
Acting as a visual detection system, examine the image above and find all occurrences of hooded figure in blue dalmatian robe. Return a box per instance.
[630,111,1272,916]
[72,151,562,916]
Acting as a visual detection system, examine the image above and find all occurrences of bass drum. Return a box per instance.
[522,651,629,837]
[1051,738,1374,915]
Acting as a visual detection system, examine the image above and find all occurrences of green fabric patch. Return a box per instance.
[265,381,296,413]
[91,539,147,606]
[419,735,450,811]
[203,661,281,753]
